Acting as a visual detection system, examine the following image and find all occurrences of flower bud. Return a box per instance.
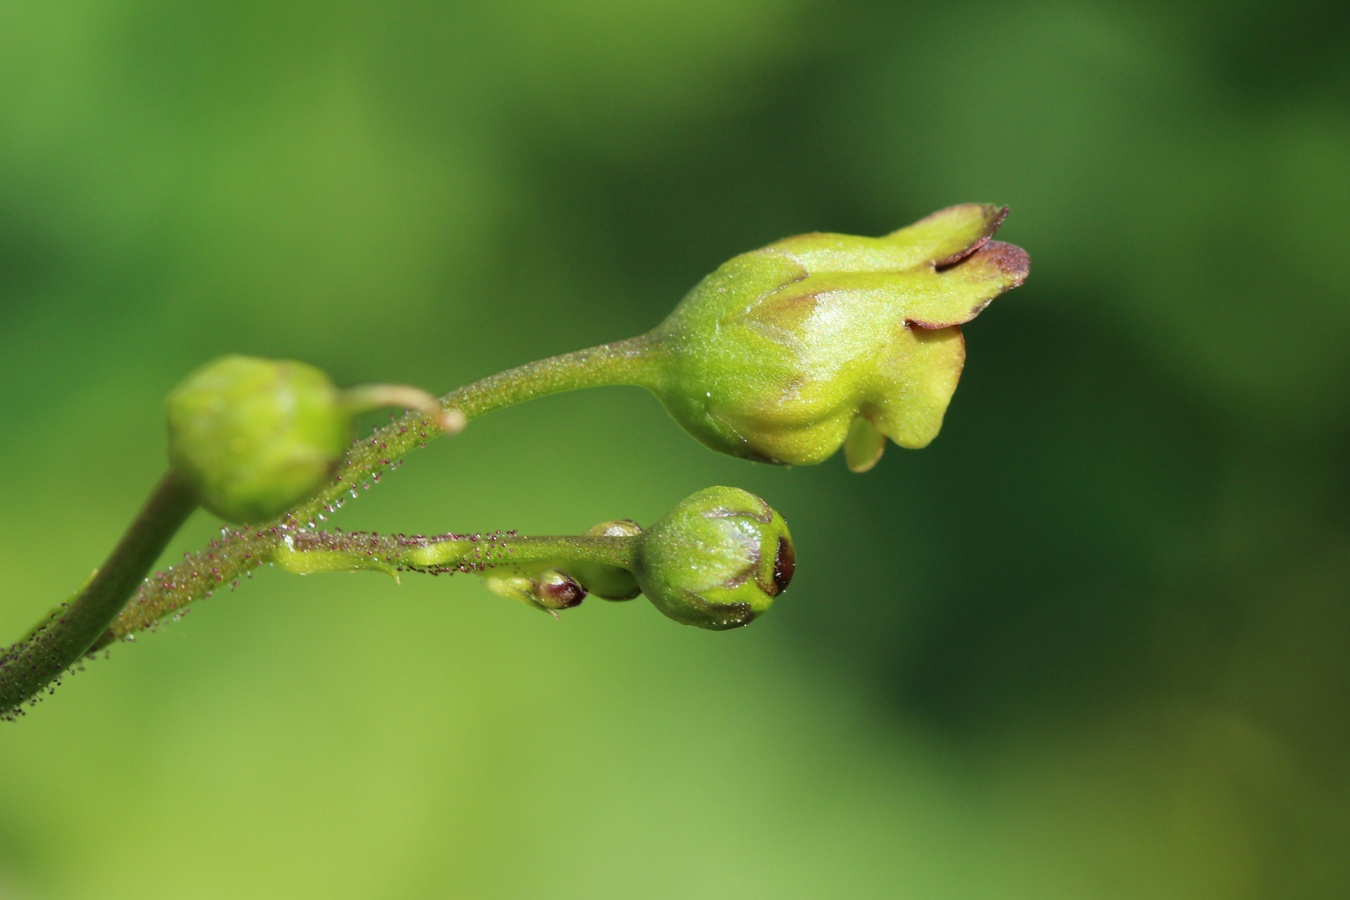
[649,204,1029,470]
[571,519,643,601]
[633,486,794,630]
[484,566,587,615]
[166,356,350,522]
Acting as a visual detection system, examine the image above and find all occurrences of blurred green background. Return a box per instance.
[2,0,1348,897]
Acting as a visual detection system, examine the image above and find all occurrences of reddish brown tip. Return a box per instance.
[771,537,796,596]
[978,240,1031,286]
[540,575,586,609]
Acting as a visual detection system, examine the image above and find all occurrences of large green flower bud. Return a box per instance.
[633,486,794,630]
[649,204,1029,471]
[166,356,351,523]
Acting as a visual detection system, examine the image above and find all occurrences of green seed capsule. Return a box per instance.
[166,355,351,523]
[633,486,794,630]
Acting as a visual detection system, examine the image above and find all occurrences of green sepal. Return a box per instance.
[844,416,886,473]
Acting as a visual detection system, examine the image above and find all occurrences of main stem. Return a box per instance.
[0,472,198,718]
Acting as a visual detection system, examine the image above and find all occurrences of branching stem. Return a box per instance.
[2,335,668,718]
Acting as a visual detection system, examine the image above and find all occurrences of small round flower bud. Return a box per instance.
[633,487,794,630]
[572,519,643,601]
[648,204,1029,470]
[166,355,351,523]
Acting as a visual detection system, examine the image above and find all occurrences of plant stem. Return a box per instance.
[0,471,198,719]
[273,529,638,576]
[107,336,665,640]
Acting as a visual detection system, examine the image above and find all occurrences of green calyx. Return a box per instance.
[166,356,352,523]
[632,486,794,630]
[645,204,1029,470]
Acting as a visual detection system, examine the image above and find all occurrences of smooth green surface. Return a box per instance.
[2,0,1348,897]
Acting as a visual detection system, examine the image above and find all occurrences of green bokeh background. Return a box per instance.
[3,1,1348,897]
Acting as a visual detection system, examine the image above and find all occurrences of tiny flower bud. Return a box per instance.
[572,520,643,601]
[484,566,587,616]
[166,356,351,523]
[633,486,794,630]
[648,204,1029,469]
